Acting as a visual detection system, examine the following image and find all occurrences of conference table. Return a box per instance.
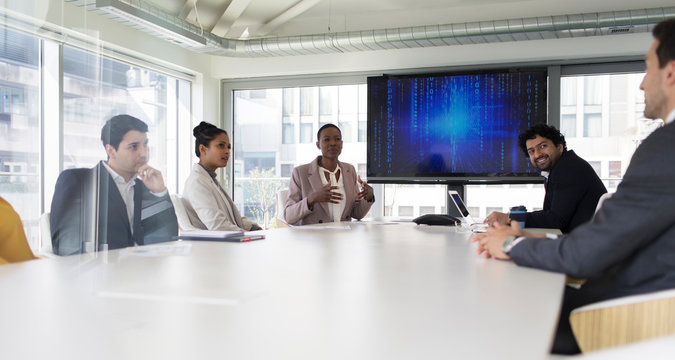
[1,221,565,359]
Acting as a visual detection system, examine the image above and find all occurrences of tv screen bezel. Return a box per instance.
[366,67,548,185]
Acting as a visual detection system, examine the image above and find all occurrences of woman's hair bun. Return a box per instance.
[192,121,228,158]
[193,121,216,137]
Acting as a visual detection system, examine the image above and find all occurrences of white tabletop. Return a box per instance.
[0,222,564,360]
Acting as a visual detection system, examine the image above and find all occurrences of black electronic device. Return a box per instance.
[367,68,548,185]
[412,214,461,226]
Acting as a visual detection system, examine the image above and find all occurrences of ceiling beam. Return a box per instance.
[210,0,252,36]
[256,0,321,37]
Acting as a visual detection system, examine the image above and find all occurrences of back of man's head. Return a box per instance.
[653,18,675,69]
[101,115,148,150]
[518,123,567,157]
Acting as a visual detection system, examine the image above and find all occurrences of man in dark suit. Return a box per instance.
[484,124,607,233]
[473,18,675,354]
[50,115,178,255]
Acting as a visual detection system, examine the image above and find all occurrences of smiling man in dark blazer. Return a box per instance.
[474,18,675,354]
[485,124,607,233]
[50,115,178,256]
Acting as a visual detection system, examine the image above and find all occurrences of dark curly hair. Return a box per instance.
[653,18,675,69]
[517,123,567,158]
[193,121,228,157]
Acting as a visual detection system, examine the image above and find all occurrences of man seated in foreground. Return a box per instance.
[50,115,178,255]
[484,124,606,233]
[474,18,675,354]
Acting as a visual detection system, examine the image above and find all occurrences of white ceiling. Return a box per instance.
[145,0,675,40]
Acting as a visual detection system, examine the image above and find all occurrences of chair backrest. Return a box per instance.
[570,288,675,353]
[38,212,53,255]
[275,188,289,227]
[170,194,205,231]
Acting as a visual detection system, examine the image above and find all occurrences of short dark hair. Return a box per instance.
[317,123,341,140]
[653,18,675,68]
[100,114,148,150]
[518,123,567,157]
[193,121,228,157]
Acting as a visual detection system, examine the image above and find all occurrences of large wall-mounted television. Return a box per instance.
[367,68,548,184]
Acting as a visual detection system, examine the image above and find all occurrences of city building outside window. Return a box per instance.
[233,84,369,228]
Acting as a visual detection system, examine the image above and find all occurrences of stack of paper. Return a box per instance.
[174,230,265,242]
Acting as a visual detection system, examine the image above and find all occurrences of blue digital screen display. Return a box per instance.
[367,69,547,183]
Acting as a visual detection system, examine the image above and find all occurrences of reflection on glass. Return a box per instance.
[0,27,40,249]
[62,46,170,176]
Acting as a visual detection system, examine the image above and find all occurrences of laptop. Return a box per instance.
[448,190,484,230]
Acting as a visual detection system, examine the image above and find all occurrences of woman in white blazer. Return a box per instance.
[182,122,261,231]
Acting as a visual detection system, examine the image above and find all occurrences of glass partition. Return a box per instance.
[0,25,192,252]
[0,27,40,249]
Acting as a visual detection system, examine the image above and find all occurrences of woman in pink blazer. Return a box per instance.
[284,124,375,225]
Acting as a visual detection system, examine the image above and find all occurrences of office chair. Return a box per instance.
[275,188,289,228]
[570,288,675,353]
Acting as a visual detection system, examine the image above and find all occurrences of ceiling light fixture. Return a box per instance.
[95,0,207,47]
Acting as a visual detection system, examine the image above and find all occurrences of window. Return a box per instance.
[282,121,294,144]
[319,86,335,115]
[0,25,192,252]
[383,184,446,219]
[419,206,435,215]
[609,161,622,188]
[232,84,368,229]
[358,85,367,142]
[561,77,577,106]
[300,87,313,116]
[0,28,41,249]
[609,75,630,136]
[281,164,293,177]
[358,120,367,142]
[583,113,602,137]
[339,121,353,142]
[283,88,296,116]
[357,163,366,179]
[588,161,602,178]
[398,206,413,217]
[486,207,503,214]
[465,184,545,221]
[584,76,603,105]
[62,46,178,179]
[250,89,266,99]
[299,122,313,143]
[560,114,577,138]
[562,72,655,188]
